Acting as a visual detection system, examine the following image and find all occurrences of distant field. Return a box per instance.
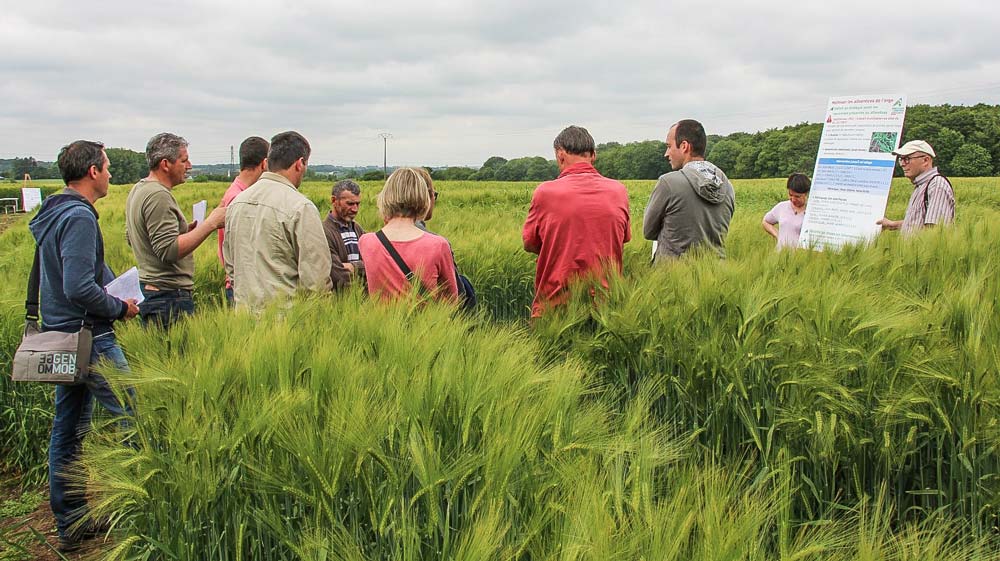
[1,177,999,560]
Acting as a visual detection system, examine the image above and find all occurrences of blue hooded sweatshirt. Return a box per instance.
[27,188,127,336]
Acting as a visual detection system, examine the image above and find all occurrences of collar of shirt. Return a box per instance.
[913,166,940,187]
[60,187,99,217]
[259,171,298,191]
[327,212,355,229]
[230,177,249,192]
[557,161,599,179]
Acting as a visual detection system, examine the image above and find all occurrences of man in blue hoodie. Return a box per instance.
[28,140,140,552]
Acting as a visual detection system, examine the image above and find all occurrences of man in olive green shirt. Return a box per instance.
[125,132,226,328]
[223,131,332,312]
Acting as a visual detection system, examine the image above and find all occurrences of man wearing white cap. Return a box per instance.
[877,140,955,234]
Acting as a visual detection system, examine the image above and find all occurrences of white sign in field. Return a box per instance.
[21,188,42,213]
[799,95,907,250]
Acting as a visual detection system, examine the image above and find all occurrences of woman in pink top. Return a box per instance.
[359,168,459,301]
[762,173,811,250]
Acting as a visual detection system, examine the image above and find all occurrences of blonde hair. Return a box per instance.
[376,167,430,221]
[414,167,434,195]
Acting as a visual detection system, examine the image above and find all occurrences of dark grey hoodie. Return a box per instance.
[27,189,127,336]
[642,160,735,261]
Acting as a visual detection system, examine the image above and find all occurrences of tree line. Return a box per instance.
[4,104,997,184]
[432,103,999,181]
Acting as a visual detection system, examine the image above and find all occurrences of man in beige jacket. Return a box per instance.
[223,131,332,311]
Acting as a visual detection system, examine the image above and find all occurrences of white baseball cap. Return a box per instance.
[892,140,936,158]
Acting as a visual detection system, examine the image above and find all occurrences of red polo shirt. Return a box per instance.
[522,162,631,317]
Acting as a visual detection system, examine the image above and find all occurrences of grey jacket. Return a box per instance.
[643,161,735,261]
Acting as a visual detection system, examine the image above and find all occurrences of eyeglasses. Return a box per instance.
[432,191,438,201]
[898,154,928,165]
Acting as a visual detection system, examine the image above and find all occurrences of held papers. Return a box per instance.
[193,200,207,225]
[799,95,907,250]
[104,266,144,304]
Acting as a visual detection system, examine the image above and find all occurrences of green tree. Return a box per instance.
[929,128,964,175]
[106,148,148,185]
[472,156,508,180]
[780,125,821,176]
[627,140,669,179]
[9,157,57,179]
[594,145,622,178]
[707,139,743,177]
[950,143,993,176]
[494,158,530,181]
[524,157,558,181]
[431,167,476,181]
[734,142,761,179]
[594,140,667,179]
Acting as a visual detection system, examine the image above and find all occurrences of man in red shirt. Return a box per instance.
[522,125,631,317]
[217,136,269,303]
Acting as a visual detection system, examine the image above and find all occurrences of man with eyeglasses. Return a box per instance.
[877,140,954,234]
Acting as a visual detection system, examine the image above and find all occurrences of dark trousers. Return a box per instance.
[139,287,195,329]
[49,334,134,538]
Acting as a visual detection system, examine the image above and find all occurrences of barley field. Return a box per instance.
[2,176,999,560]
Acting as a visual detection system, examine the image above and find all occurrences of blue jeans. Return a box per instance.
[48,333,135,539]
[139,287,195,330]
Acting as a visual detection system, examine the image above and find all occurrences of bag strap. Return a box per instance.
[376,231,413,279]
[376,230,429,296]
[922,174,953,220]
[25,216,60,322]
[25,246,41,321]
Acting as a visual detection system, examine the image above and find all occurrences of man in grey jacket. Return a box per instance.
[643,119,735,261]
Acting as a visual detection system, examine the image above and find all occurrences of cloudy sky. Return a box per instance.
[1,0,998,167]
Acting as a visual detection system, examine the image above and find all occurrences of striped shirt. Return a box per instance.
[339,223,361,262]
[901,167,955,235]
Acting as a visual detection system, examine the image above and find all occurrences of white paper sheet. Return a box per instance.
[21,188,42,212]
[193,200,207,225]
[104,266,145,304]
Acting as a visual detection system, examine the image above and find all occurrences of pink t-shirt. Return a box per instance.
[763,200,805,250]
[359,232,458,301]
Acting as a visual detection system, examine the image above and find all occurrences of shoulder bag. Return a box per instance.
[10,246,93,384]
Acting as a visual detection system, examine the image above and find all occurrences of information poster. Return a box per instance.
[21,188,42,212]
[799,95,906,250]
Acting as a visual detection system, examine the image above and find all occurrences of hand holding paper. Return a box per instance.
[105,266,145,304]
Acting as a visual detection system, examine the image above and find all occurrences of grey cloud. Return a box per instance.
[1,0,998,166]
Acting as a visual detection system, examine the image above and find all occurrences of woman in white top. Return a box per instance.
[762,173,810,250]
